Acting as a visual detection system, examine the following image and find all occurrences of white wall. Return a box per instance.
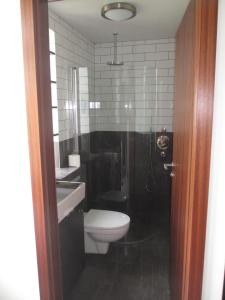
[202,0,225,299]
[49,10,95,139]
[0,2,40,300]
[94,39,175,132]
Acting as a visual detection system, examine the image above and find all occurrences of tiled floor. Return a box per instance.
[68,215,170,300]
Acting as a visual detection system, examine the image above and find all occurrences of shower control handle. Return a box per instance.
[164,162,175,171]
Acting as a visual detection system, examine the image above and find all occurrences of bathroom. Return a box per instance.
[50,1,177,298]
[47,0,210,299]
[2,0,225,299]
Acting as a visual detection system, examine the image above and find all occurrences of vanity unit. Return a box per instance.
[56,181,85,299]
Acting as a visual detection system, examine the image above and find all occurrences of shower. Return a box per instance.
[107,33,124,66]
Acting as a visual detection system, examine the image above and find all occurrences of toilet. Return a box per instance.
[84,209,130,254]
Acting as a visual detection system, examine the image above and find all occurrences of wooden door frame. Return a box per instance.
[20,0,218,299]
[20,0,62,299]
[171,0,218,299]
[184,0,218,299]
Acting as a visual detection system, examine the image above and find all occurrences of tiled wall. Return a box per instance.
[49,10,175,141]
[93,39,175,132]
[49,10,95,141]
[81,131,173,215]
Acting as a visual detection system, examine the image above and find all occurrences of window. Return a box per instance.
[49,29,60,168]
[49,29,59,140]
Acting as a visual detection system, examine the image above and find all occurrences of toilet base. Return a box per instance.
[84,232,109,254]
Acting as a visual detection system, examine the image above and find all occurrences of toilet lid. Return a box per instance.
[84,209,130,230]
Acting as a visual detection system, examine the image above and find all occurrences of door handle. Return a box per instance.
[170,171,175,178]
[164,162,175,170]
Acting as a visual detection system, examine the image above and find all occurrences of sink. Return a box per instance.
[56,181,85,223]
[56,182,81,203]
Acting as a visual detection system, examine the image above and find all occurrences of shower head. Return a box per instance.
[107,33,124,66]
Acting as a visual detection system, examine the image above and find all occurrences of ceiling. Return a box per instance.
[48,0,190,43]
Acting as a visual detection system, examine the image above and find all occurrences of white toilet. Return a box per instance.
[84,209,130,254]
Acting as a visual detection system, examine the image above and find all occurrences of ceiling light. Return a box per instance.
[101,2,136,22]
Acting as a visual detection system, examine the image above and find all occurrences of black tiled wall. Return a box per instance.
[59,138,75,167]
[78,131,173,218]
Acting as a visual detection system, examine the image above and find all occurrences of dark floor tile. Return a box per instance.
[68,220,170,300]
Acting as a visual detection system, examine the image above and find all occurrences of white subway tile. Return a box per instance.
[112,94,135,101]
[145,52,169,61]
[156,85,170,92]
[157,60,175,68]
[96,42,113,48]
[95,93,113,101]
[133,44,156,53]
[95,86,113,94]
[122,41,135,46]
[168,85,174,92]
[95,71,100,79]
[114,46,133,55]
[95,47,111,55]
[152,116,173,125]
[95,64,110,71]
[101,55,121,64]
[123,53,145,62]
[95,79,111,87]
[135,109,152,117]
[95,56,100,63]
[100,71,112,78]
[157,43,176,52]
[169,52,175,59]
[156,108,173,117]
[145,38,168,44]
[158,92,174,101]
[169,68,175,76]
[157,77,174,85]
[50,14,176,134]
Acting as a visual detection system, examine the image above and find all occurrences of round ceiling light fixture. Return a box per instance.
[101,2,136,22]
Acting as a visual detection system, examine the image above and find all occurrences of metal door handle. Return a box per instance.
[164,162,175,170]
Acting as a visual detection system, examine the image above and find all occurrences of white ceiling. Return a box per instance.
[48,0,190,43]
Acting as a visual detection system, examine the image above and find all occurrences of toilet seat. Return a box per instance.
[84,209,130,254]
[84,209,130,233]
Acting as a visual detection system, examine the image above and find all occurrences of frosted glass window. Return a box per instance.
[50,53,56,82]
[49,29,58,136]
[51,83,57,107]
[52,108,59,135]
[49,29,56,53]
[53,135,59,143]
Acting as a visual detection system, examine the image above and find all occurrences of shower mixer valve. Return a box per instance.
[157,128,170,151]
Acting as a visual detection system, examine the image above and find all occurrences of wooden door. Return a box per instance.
[170,0,217,299]
[20,0,63,299]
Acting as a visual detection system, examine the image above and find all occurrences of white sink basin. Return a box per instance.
[56,182,85,223]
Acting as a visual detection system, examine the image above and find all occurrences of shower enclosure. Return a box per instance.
[77,55,173,244]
